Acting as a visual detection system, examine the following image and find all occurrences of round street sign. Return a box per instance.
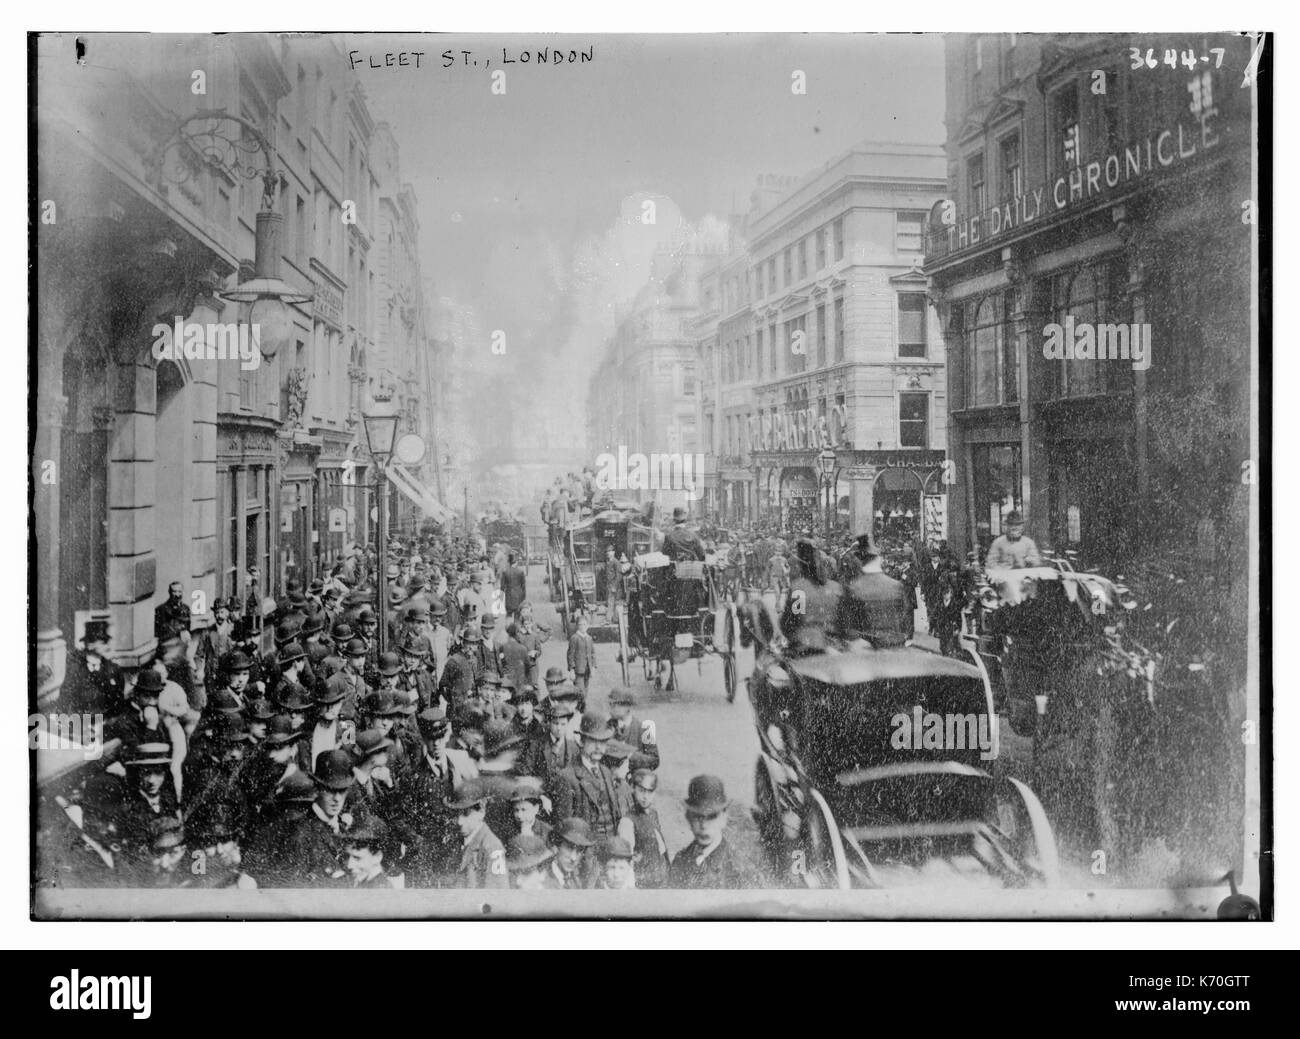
[395,432,426,465]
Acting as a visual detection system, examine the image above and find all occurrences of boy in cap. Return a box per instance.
[509,778,552,843]
[626,768,669,889]
[530,697,581,789]
[446,778,508,889]
[343,817,395,888]
[668,775,758,889]
[506,834,555,891]
[596,835,637,890]
[144,815,190,887]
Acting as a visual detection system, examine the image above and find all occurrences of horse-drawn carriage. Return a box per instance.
[745,632,1060,890]
[621,552,739,699]
[548,508,655,642]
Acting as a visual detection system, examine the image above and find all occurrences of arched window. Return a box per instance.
[1051,261,1130,398]
[965,293,1018,408]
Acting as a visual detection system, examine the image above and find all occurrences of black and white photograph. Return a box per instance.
[28,27,1268,922]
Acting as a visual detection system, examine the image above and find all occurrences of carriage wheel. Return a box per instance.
[753,760,788,877]
[998,778,1062,887]
[723,653,737,704]
[801,788,851,890]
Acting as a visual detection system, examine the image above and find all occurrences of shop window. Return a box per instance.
[899,391,929,448]
[898,293,928,358]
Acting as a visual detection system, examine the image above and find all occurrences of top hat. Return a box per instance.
[312,749,356,791]
[506,834,554,873]
[683,774,728,816]
[577,710,615,741]
[551,817,595,848]
[81,619,112,647]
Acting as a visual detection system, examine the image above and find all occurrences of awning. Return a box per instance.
[386,463,455,524]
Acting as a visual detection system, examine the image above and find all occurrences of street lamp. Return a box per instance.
[363,395,400,655]
[818,447,837,539]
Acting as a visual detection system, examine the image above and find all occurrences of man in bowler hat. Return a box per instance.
[668,775,757,889]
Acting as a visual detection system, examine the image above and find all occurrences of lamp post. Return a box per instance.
[818,447,837,540]
[363,396,400,655]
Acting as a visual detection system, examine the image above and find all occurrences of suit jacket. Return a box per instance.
[567,632,596,675]
[552,761,624,840]
[628,805,670,888]
[437,652,477,710]
[837,571,914,644]
[283,810,347,886]
[500,637,530,694]
[456,823,509,889]
[530,733,581,789]
[395,749,478,884]
[667,837,756,889]
[61,653,127,717]
[662,524,706,562]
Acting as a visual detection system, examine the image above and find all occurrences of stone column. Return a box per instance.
[34,388,68,705]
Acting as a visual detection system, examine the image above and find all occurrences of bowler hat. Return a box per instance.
[480,719,524,759]
[401,634,431,657]
[544,698,575,720]
[278,641,306,666]
[444,777,490,811]
[224,650,254,673]
[552,817,595,848]
[429,599,448,618]
[356,607,377,624]
[416,707,449,739]
[278,771,318,803]
[214,712,250,743]
[343,816,389,849]
[301,614,324,636]
[609,686,635,706]
[601,739,634,764]
[265,714,306,746]
[599,835,635,861]
[363,690,406,719]
[544,666,567,685]
[683,774,728,816]
[514,685,538,704]
[577,710,615,741]
[460,626,482,644]
[134,669,165,696]
[1005,509,1025,526]
[331,621,355,642]
[125,741,172,768]
[344,638,369,657]
[277,681,313,712]
[351,728,395,760]
[312,749,355,791]
[506,834,554,873]
[317,673,351,706]
[274,621,300,646]
[308,579,325,596]
[378,651,403,677]
[246,697,276,722]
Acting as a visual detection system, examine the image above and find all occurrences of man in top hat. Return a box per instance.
[662,506,706,563]
[446,778,508,889]
[282,749,357,885]
[626,768,670,889]
[985,508,1042,570]
[668,775,758,889]
[394,708,478,885]
[548,817,596,890]
[154,580,193,640]
[343,816,395,888]
[506,833,555,890]
[607,686,659,770]
[550,711,632,844]
[836,532,913,646]
[61,619,126,718]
